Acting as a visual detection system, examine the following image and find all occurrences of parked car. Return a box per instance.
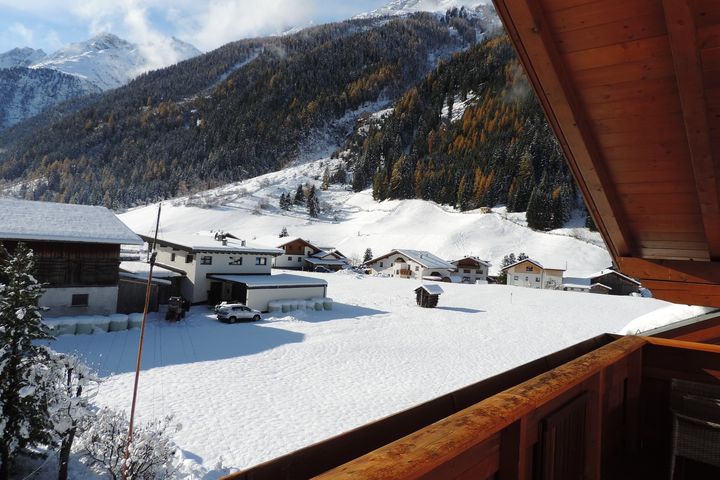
[216,304,261,323]
[214,300,244,313]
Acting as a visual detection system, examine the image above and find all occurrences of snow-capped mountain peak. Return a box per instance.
[29,32,200,91]
[355,0,488,18]
[0,47,47,69]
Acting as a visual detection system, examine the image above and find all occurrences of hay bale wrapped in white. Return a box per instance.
[295,300,306,311]
[305,300,315,310]
[268,301,281,313]
[75,316,95,335]
[44,316,75,336]
[92,315,111,333]
[323,298,333,310]
[109,314,129,332]
[313,298,324,311]
[128,313,144,329]
[281,302,291,313]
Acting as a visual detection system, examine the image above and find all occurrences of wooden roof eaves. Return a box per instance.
[492,0,636,260]
[662,0,720,260]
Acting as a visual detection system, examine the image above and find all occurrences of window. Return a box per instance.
[379,262,383,267]
[71,294,89,307]
[415,266,419,271]
[526,266,533,272]
[171,253,176,261]
[464,269,471,273]
[514,276,518,280]
[288,256,292,261]
[525,276,529,281]
[229,257,243,265]
[298,257,302,262]
[200,256,212,265]
[536,277,540,282]
[256,257,267,266]
[185,254,194,263]
[396,270,399,274]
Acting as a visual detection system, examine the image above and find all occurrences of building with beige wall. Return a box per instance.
[502,258,565,290]
[364,249,456,280]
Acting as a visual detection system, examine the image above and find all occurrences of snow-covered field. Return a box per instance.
[50,271,669,475]
[120,157,611,277]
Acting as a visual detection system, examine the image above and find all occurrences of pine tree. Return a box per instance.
[0,243,53,480]
[294,184,305,205]
[363,248,373,263]
[279,193,287,210]
[321,167,330,190]
[279,227,289,238]
[496,253,517,285]
[307,185,320,218]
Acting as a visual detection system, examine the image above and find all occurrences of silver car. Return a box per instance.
[216,304,261,323]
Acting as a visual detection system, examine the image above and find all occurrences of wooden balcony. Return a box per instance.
[225,334,720,480]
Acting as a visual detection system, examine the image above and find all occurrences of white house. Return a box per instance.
[0,198,143,316]
[141,232,284,304]
[451,256,491,284]
[364,249,456,280]
[274,238,349,271]
[140,232,327,311]
[502,258,565,290]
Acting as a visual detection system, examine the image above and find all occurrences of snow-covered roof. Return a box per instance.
[415,284,444,295]
[119,261,184,278]
[501,258,566,272]
[562,283,590,290]
[305,257,348,265]
[591,283,613,290]
[589,269,641,286]
[451,256,491,267]
[207,273,328,288]
[367,249,455,270]
[143,233,283,255]
[0,197,143,245]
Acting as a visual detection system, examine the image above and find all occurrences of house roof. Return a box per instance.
[207,273,328,288]
[304,258,348,266]
[492,0,720,306]
[0,198,143,245]
[141,233,283,255]
[451,256,491,267]
[589,269,641,286]
[501,258,566,272]
[119,261,184,278]
[415,284,444,295]
[366,249,455,270]
[277,237,321,252]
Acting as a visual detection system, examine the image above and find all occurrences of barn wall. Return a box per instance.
[40,286,119,317]
[246,286,327,312]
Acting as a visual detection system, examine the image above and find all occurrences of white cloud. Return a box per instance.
[10,22,34,44]
[187,0,318,51]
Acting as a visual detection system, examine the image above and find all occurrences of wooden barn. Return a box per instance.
[415,284,444,308]
[0,198,143,316]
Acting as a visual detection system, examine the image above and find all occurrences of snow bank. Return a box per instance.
[618,304,717,335]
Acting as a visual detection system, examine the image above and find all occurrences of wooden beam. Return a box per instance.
[662,0,720,259]
[617,256,720,284]
[492,0,635,259]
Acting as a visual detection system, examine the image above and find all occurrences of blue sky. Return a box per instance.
[0,1,389,54]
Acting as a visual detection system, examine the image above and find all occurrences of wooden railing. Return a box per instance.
[223,336,720,480]
[315,336,645,480]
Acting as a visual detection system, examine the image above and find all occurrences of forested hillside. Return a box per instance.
[0,13,485,207]
[342,34,578,230]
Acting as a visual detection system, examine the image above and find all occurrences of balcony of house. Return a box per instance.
[398,268,413,278]
[225,332,720,480]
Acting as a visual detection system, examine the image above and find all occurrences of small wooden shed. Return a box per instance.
[415,284,444,308]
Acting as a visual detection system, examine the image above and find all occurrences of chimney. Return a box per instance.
[222,239,227,246]
[241,240,246,247]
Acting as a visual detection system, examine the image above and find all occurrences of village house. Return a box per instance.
[0,198,143,316]
[451,256,491,284]
[364,249,456,281]
[561,268,641,296]
[274,238,349,271]
[502,258,565,290]
[140,232,327,312]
